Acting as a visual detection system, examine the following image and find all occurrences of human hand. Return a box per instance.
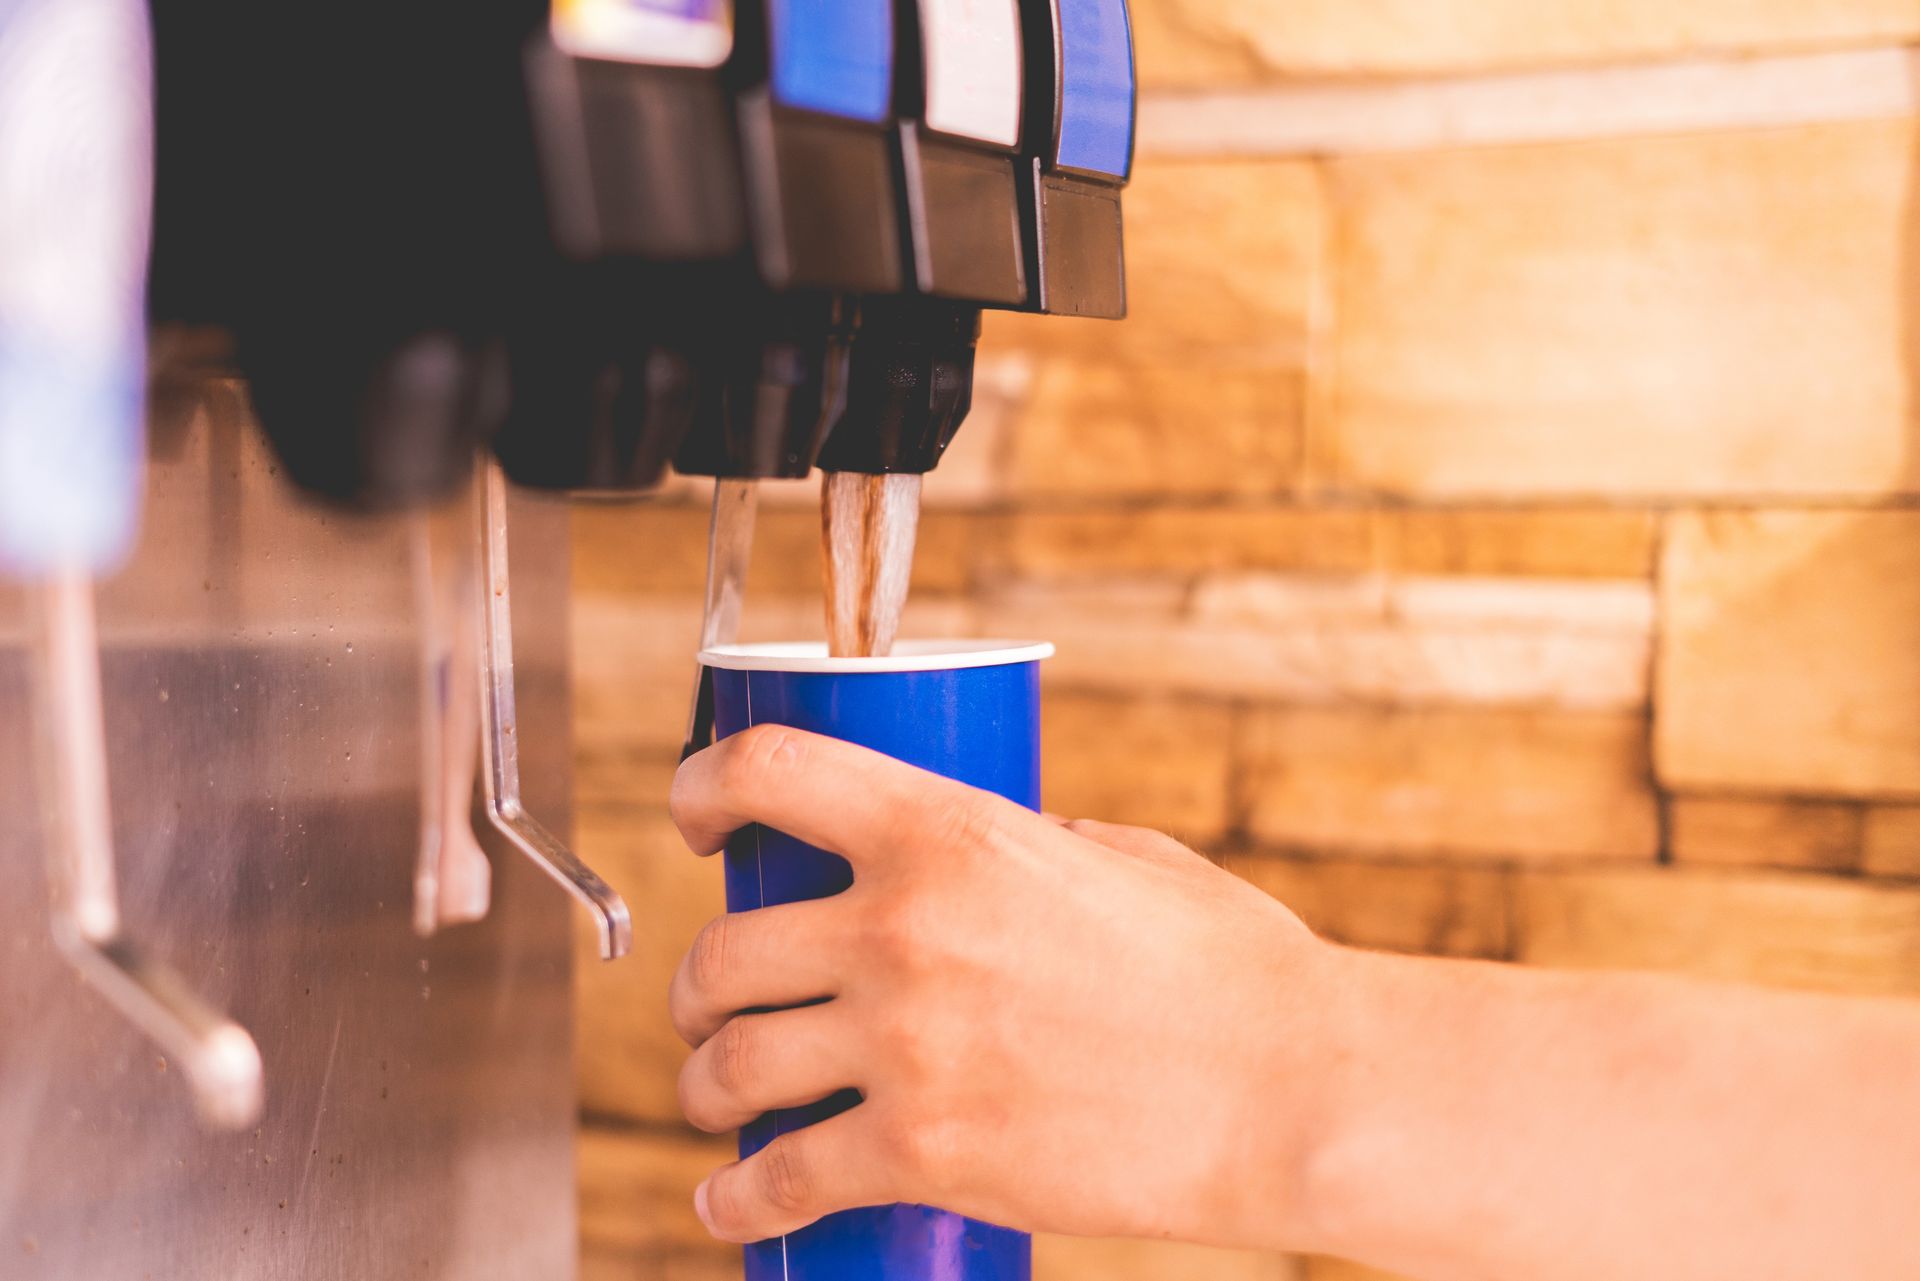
[668,724,1343,1251]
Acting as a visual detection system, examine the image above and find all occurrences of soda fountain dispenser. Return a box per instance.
[0,0,1136,1274]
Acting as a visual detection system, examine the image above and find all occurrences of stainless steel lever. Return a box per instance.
[475,460,633,961]
[29,569,265,1130]
[409,498,492,937]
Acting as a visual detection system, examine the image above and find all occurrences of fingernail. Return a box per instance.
[693,1177,713,1230]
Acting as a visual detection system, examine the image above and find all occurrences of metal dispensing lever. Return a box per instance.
[475,459,633,960]
[409,497,492,938]
[29,570,265,1130]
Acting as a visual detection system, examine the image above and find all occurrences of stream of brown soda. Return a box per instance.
[821,472,922,659]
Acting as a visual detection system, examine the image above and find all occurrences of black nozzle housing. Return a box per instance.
[673,290,855,481]
[816,296,980,476]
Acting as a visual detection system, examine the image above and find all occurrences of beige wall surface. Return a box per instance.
[573,13,1920,1281]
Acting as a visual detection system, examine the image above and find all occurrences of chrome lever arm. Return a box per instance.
[29,569,265,1129]
[475,460,632,961]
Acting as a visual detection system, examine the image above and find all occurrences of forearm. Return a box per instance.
[1287,949,1920,1281]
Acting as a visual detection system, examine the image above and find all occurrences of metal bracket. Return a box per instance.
[475,460,633,961]
[29,570,265,1130]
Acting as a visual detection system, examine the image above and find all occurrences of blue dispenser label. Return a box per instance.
[1054,0,1134,180]
[919,0,1023,148]
[552,0,733,68]
[767,0,893,124]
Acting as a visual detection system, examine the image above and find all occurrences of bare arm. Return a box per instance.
[1307,950,1920,1281]
[667,725,1920,1280]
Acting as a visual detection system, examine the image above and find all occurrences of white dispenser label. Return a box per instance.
[920,0,1021,147]
[552,0,733,69]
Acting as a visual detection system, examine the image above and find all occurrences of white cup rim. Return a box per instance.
[698,639,1055,674]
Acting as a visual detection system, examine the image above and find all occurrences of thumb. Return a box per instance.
[695,1111,885,1244]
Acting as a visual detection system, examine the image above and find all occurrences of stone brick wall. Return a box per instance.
[573,9,1920,1279]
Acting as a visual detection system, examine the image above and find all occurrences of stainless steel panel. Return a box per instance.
[0,380,578,1280]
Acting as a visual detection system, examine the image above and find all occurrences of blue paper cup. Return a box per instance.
[701,639,1053,1281]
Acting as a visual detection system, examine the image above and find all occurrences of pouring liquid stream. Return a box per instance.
[821,472,922,659]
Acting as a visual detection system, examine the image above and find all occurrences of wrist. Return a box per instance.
[1207,935,1386,1254]
[1286,947,1509,1267]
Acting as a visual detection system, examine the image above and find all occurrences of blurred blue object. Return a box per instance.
[0,0,150,576]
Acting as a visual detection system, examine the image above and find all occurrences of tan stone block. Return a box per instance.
[575,808,725,1126]
[1035,1236,1300,1281]
[908,510,996,597]
[1514,867,1920,997]
[921,392,1010,509]
[1382,577,1653,633]
[1656,510,1920,798]
[575,503,987,602]
[1042,692,1236,842]
[1001,507,1377,579]
[989,158,1324,364]
[1301,1257,1415,1281]
[577,744,681,817]
[1669,797,1862,874]
[580,1251,738,1281]
[1319,122,1920,499]
[1864,806,1920,879]
[1243,706,1659,862]
[991,157,1323,499]
[578,1125,737,1273]
[1384,509,1657,580]
[1005,358,1306,499]
[1129,0,1920,84]
[574,594,706,761]
[984,577,1651,711]
[1225,854,1510,959]
[573,502,711,596]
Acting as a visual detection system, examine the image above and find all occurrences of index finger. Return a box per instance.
[669,724,997,863]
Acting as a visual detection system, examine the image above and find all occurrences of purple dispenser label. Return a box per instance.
[767,0,893,124]
[708,642,1045,1281]
[1054,0,1134,180]
[551,0,733,67]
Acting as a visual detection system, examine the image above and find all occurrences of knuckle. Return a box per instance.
[687,916,734,995]
[926,791,1006,862]
[678,1061,726,1134]
[759,1138,814,1215]
[875,1005,942,1081]
[726,724,808,793]
[709,1018,760,1096]
[666,760,699,834]
[703,1169,750,1234]
[863,893,935,972]
[666,980,700,1047]
[884,1112,959,1186]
